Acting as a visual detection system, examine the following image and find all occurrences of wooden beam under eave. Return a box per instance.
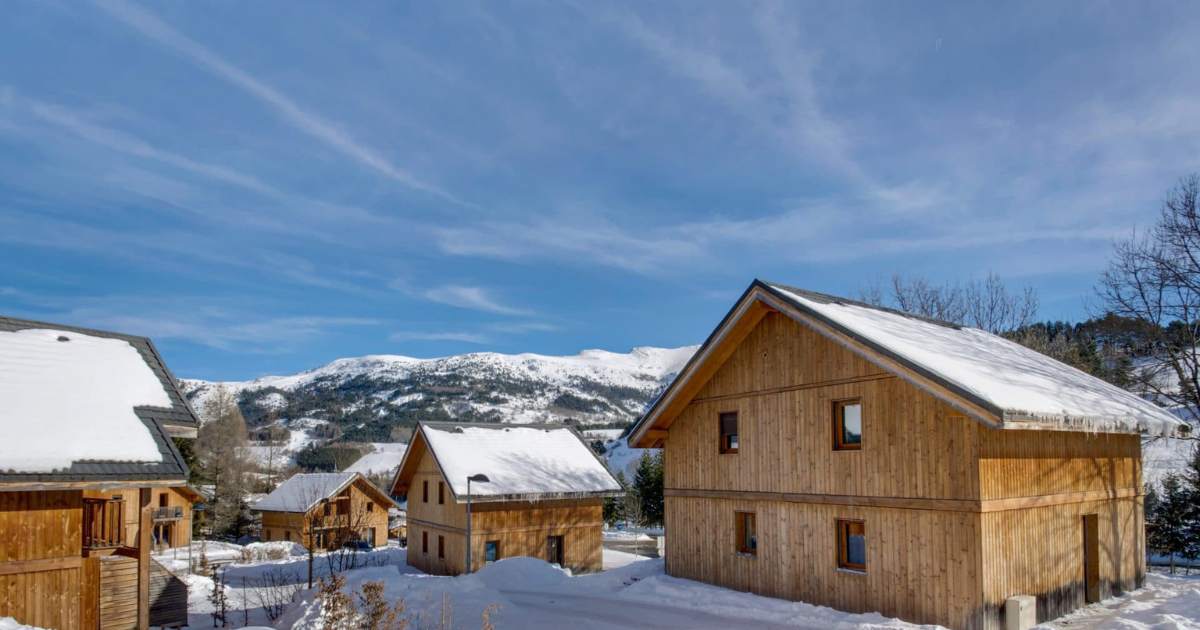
[644,429,668,445]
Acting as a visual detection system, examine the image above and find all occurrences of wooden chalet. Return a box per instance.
[628,281,1186,630]
[0,316,200,629]
[95,485,203,553]
[253,472,395,549]
[390,422,623,576]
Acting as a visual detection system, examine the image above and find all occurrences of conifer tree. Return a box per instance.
[633,452,664,528]
[1156,473,1192,573]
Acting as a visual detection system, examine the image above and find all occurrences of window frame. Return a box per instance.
[836,519,867,572]
[735,511,757,556]
[718,411,739,454]
[832,398,863,451]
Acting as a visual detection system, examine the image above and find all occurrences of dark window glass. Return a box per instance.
[719,412,739,454]
[485,540,500,563]
[735,512,756,555]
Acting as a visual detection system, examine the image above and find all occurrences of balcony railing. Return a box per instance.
[152,506,184,521]
[83,498,124,549]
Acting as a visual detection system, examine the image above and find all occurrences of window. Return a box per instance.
[546,535,564,566]
[833,399,862,450]
[422,531,428,554]
[423,480,429,503]
[159,493,168,508]
[719,411,739,454]
[438,482,445,505]
[837,519,866,572]
[367,502,374,513]
[735,512,756,555]
[485,540,500,564]
[437,535,445,559]
[323,503,331,516]
[284,530,291,542]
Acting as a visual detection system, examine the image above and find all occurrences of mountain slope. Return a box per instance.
[181,346,696,448]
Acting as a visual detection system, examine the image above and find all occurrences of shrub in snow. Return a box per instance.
[356,580,409,630]
[317,574,354,630]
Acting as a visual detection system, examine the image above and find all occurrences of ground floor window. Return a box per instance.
[422,531,428,554]
[837,519,866,572]
[735,511,757,555]
[284,530,291,542]
[438,535,445,559]
[546,535,564,566]
[485,540,500,563]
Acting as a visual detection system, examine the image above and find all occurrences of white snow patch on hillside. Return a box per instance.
[256,391,287,410]
[0,328,169,472]
[605,436,656,479]
[345,442,407,476]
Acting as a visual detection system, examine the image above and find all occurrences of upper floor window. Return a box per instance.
[735,511,756,555]
[367,502,374,513]
[833,399,862,450]
[438,481,445,504]
[423,480,429,503]
[719,411,739,454]
[837,519,866,572]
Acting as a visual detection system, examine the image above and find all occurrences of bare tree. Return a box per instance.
[864,273,1038,334]
[1098,175,1200,431]
[196,386,253,536]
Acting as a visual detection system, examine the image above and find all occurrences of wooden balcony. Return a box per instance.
[82,497,124,550]
[152,505,184,521]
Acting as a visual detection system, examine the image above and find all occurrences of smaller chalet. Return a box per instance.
[390,422,623,576]
[253,472,396,549]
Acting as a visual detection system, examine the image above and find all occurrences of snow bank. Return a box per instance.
[242,540,307,561]
[0,328,169,472]
[422,424,621,499]
[0,618,43,630]
[1042,572,1200,629]
[774,287,1185,436]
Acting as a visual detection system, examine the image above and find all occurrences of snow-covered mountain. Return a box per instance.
[181,346,696,449]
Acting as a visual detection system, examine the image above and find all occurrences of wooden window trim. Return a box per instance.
[735,511,756,556]
[832,398,863,451]
[836,519,866,572]
[718,411,739,454]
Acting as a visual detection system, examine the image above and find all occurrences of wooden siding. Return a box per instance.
[659,311,1146,630]
[667,312,980,501]
[99,555,138,629]
[0,490,87,628]
[405,443,605,576]
[259,479,390,549]
[149,558,188,627]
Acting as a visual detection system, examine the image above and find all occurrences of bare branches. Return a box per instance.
[871,273,1039,334]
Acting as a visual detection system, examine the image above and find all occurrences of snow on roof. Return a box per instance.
[253,472,358,513]
[421,424,622,500]
[770,285,1186,436]
[0,328,171,472]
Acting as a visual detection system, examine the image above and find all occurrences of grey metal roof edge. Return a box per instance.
[460,489,625,504]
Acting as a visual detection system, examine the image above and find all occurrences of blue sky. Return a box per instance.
[2,2,1199,380]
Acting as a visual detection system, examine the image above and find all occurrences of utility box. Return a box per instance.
[1005,595,1037,630]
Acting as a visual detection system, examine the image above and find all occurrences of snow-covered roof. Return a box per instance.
[253,472,360,513]
[767,284,1184,435]
[632,281,1187,446]
[0,326,176,473]
[403,423,622,502]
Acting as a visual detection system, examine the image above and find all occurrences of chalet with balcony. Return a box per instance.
[628,281,1186,630]
[0,316,199,629]
[253,472,396,549]
[390,422,623,576]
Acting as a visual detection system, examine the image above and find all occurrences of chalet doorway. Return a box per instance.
[1083,513,1100,603]
[547,535,564,567]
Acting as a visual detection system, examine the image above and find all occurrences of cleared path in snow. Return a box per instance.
[500,589,797,629]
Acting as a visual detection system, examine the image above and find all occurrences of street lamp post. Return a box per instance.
[465,473,490,573]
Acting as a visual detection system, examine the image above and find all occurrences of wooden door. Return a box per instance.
[1083,513,1099,604]
[547,535,564,567]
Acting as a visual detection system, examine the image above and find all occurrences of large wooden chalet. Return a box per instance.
[629,281,1184,630]
[253,472,395,549]
[0,316,200,629]
[390,422,622,576]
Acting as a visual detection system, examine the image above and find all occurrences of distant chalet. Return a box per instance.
[628,280,1185,630]
[253,471,396,549]
[0,315,201,629]
[390,422,622,575]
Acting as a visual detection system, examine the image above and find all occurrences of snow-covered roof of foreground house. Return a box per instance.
[630,280,1186,448]
[0,315,200,484]
[391,422,623,503]
[252,471,397,513]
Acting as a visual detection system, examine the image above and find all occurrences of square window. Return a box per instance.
[837,519,866,571]
[833,399,862,450]
[438,482,445,505]
[485,540,500,563]
[735,511,756,555]
[719,412,739,454]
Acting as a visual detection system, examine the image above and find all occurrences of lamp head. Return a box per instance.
[467,473,490,483]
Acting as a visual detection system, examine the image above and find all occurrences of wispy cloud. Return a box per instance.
[389,331,488,344]
[419,284,531,316]
[91,0,459,203]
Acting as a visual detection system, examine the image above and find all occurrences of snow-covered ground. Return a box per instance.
[343,442,407,476]
[1039,571,1200,629]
